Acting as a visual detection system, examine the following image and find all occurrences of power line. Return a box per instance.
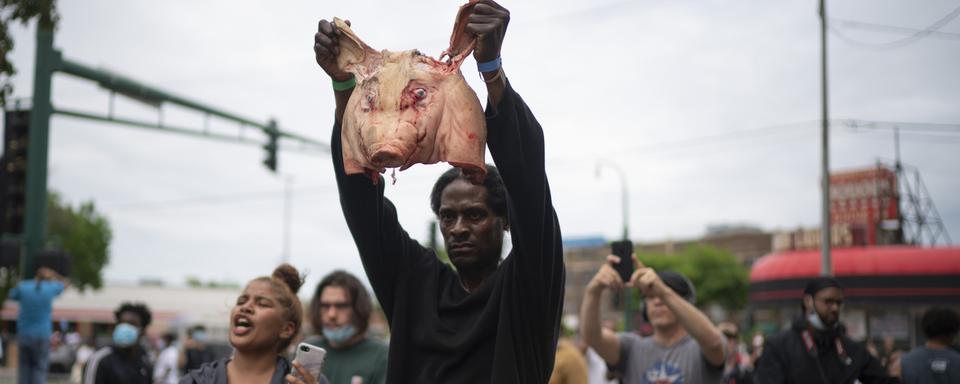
[609,120,820,156]
[840,119,960,132]
[828,5,960,50]
[609,117,958,156]
[548,118,959,162]
[102,186,335,211]
[830,17,960,41]
[839,129,960,144]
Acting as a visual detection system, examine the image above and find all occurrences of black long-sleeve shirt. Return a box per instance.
[83,346,153,384]
[754,317,899,384]
[332,81,565,383]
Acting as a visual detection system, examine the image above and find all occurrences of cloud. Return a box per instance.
[4,0,958,290]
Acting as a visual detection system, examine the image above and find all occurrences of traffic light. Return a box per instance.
[262,121,279,172]
[35,249,71,277]
[0,239,19,269]
[1,110,30,235]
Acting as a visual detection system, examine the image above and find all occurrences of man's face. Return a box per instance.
[645,296,678,329]
[319,286,354,331]
[807,287,844,327]
[119,311,143,332]
[438,179,506,272]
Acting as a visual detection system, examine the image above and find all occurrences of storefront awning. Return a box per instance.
[749,246,960,306]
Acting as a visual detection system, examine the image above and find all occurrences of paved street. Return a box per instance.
[0,368,70,383]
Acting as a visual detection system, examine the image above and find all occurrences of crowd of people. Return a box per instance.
[7,260,959,384]
[546,272,960,384]
[7,264,388,384]
[3,0,959,383]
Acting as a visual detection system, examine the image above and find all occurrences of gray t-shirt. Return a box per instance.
[900,346,960,384]
[612,333,723,384]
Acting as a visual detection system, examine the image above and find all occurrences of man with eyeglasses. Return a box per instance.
[306,270,387,384]
[754,277,897,384]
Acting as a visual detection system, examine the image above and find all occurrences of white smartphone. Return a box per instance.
[292,342,327,381]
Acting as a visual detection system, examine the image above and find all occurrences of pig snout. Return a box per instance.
[366,118,424,169]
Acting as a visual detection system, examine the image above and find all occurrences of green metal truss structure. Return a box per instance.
[16,24,329,277]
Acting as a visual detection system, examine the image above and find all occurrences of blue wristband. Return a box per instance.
[477,57,501,73]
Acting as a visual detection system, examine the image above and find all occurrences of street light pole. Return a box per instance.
[281,175,293,264]
[819,0,833,276]
[22,21,57,278]
[595,161,630,241]
[596,160,633,330]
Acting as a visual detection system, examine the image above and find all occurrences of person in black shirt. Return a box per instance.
[179,325,216,375]
[82,302,154,384]
[754,277,897,384]
[900,306,960,384]
[313,0,565,382]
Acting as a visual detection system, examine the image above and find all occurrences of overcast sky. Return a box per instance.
[5,0,959,295]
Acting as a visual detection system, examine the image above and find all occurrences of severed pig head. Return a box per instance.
[334,2,486,184]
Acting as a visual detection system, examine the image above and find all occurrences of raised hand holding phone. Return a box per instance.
[287,343,326,384]
[610,240,635,283]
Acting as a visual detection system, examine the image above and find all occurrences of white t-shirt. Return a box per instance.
[153,345,180,384]
[586,347,617,384]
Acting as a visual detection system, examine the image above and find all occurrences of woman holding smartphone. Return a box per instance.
[180,264,327,384]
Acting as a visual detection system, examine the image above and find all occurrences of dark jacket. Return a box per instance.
[82,346,153,384]
[179,356,329,384]
[754,316,898,384]
[333,81,565,383]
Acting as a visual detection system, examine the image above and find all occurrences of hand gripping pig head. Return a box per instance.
[334,2,486,184]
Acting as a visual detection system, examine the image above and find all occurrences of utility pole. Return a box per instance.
[281,175,293,264]
[894,126,904,244]
[596,161,630,241]
[819,0,833,277]
[22,22,56,278]
[428,220,438,251]
[596,160,633,329]
[894,126,901,171]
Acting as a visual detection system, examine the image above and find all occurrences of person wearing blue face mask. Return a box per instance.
[82,302,154,384]
[305,271,387,384]
[180,325,216,375]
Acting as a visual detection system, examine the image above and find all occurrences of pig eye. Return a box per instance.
[365,94,376,104]
[412,88,427,100]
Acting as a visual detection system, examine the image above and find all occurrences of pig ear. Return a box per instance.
[440,1,478,70]
[334,18,382,81]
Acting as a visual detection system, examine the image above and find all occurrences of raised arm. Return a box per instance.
[630,261,726,366]
[581,256,627,365]
[472,0,563,310]
[317,19,432,314]
[467,3,564,377]
[328,118,431,315]
[38,267,69,290]
[314,19,354,125]
[465,0,508,106]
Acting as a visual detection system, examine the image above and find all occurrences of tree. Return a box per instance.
[45,191,111,291]
[636,245,750,310]
[1,0,59,106]
[0,191,111,303]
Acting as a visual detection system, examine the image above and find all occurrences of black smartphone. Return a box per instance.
[610,240,635,282]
